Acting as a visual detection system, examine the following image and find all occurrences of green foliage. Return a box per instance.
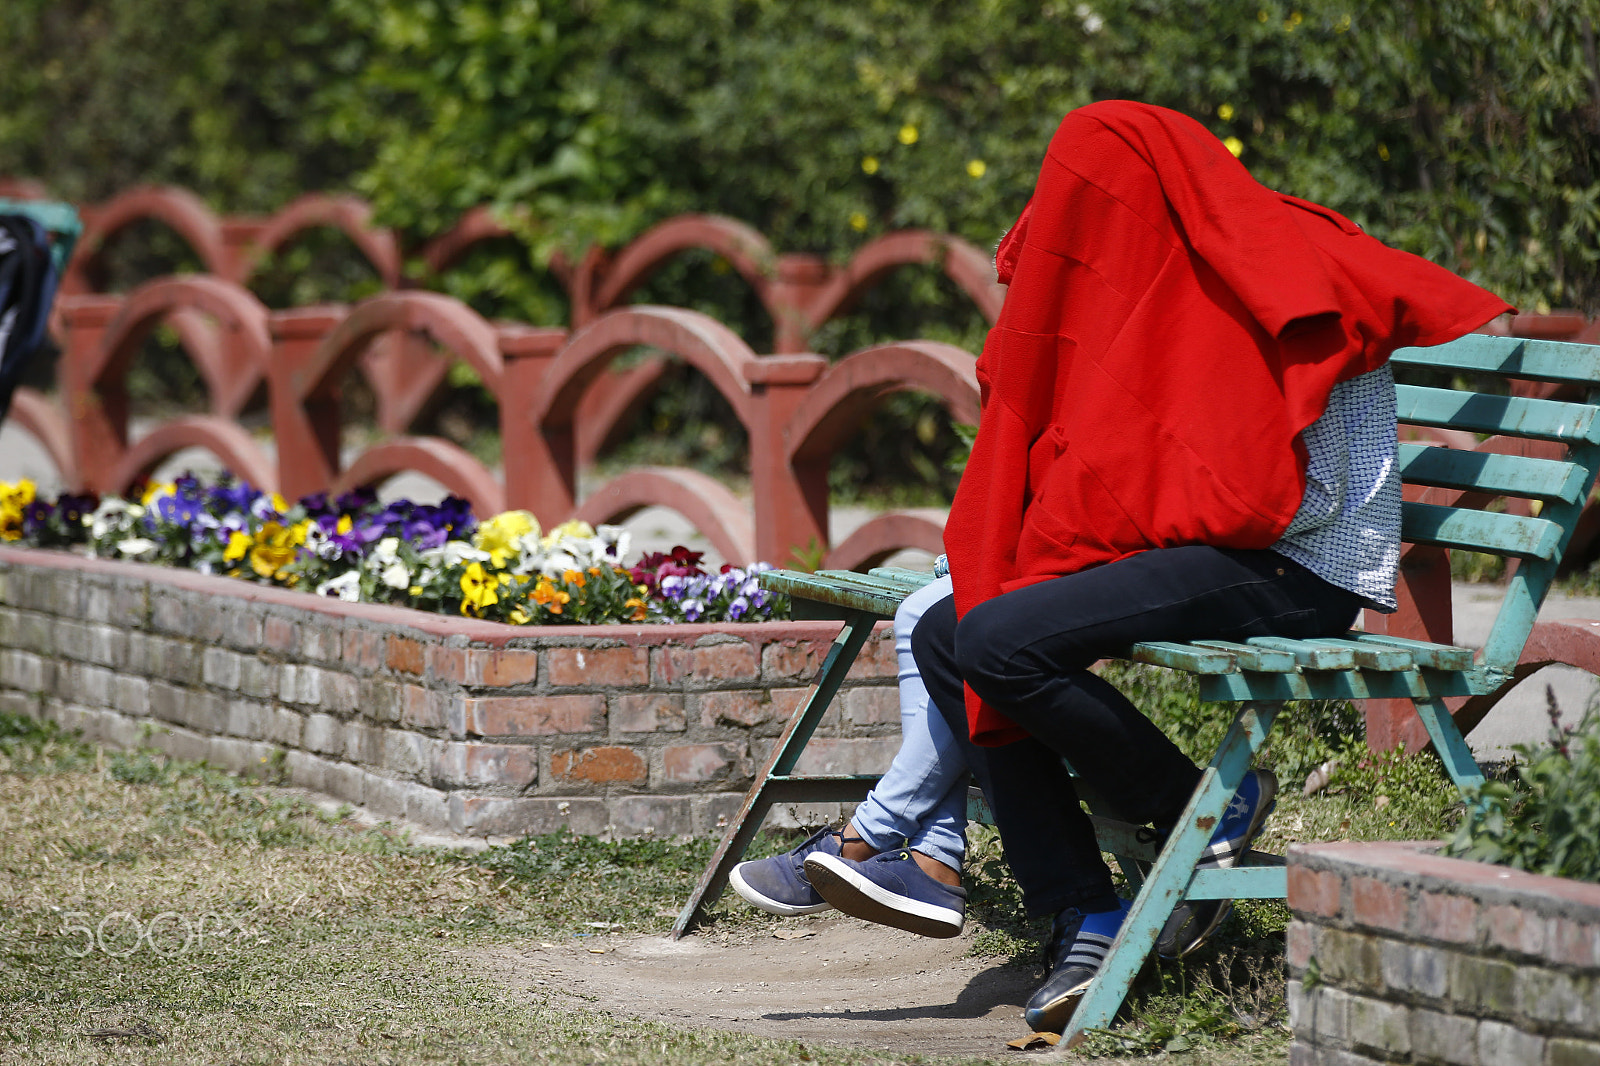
[1445,694,1600,883]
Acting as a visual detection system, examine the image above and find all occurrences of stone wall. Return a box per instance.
[0,546,900,839]
[1287,840,1600,1066]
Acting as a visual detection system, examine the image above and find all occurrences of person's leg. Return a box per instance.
[912,595,1122,918]
[952,546,1361,826]
[848,575,968,874]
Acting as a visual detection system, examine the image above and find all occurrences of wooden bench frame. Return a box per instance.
[672,332,1600,1046]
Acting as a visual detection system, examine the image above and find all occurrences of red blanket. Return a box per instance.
[950,101,1512,745]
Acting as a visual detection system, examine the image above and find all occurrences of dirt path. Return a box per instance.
[471,910,1047,1060]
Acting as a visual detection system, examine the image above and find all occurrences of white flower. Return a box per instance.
[372,537,402,565]
[117,538,155,557]
[381,560,410,589]
[316,571,362,602]
[540,550,579,577]
[442,540,490,567]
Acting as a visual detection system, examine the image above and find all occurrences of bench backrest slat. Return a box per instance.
[1395,385,1600,445]
[1390,336,1600,677]
[1396,443,1590,505]
[1392,334,1600,385]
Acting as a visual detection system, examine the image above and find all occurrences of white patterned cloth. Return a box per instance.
[1273,364,1402,611]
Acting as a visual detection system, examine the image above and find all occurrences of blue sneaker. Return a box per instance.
[1025,897,1132,1034]
[1156,767,1278,957]
[803,848,966,938]
[728,826,845,916]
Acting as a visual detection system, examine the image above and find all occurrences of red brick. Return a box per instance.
[843,684,898,725]
[769,687,809,722]
[264,616,299,653]
[429,645,472,683]
[551,745,647,785]
[468,694,603,737]
[690,641,758,681]
[1287,866,1343,920]
[699,690,770,728]
[845,628,898,679]
[546,646,648,688]
[1287,921,1316,971]
[652,645,695,685]
[761,640,824,681]
[662,742,746,784]
[1550,917,1600,969]
[1413,891,1479,946]
[1487,903,1547,957]
[611,693,686,733]
[343,629,385,672]
[1351,876,1409,933]
[401,685,448,730]
[477,648,539,687]
[437,743,538,787]
[386,635,426,675]
[792,736,898,775]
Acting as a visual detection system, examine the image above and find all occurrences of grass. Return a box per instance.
[0,686,1466,1064]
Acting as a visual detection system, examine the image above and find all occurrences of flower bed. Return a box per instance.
[1,475,788,626]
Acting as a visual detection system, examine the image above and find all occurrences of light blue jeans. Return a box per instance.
[847,575,967,870]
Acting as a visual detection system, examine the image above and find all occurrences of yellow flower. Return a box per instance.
[849,212,868,232]
[141,482,175,506]
[290,519,312,546]
[476,509,540,566]
[1336,13,1351,32]
[624,596,648,622]
[0,505,21,541]
[898,124,919,145]
[563,569,587,589]
[861,156,879,175]
[966,159,987,179]
[1377,143,1390,161]
[1217,103,1235,121]
[1,478,36,508]
[540,519,593,548]
[248,522,298,580]
[1284,11,1303,30]
[270,492,290,515]
[459,561,501,616]
[1223,137,1245,158]
[509,607,531,625]
[223,530,252,563]
[336,514,353,535]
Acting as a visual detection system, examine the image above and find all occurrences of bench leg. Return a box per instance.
[1411,696,1486,793]
[1063,700,1284,1047]
[671,609,879,939]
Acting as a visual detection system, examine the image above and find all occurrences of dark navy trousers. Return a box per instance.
[911,545,1362,917]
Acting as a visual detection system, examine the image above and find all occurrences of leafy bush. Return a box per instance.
[1445,689,1600,883]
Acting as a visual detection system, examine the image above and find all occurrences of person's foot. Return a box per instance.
[804,848,967,938]
[1024,897,1131,1034]
[729,826,854,916]
[1156,767,1278,957]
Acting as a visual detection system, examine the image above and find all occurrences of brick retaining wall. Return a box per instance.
[1287,840,1600,1066]
[0,546,900,839]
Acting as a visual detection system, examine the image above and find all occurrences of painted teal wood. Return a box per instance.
[1396,443,1589,504]
[1395,384,1600,444]
[1392,334,1600,385]
[1243,636,1358,670]
[1400,500,1565,560]
[692,332,1600,1047]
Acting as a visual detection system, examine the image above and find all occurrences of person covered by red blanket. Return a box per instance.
[900,100,1512,1035]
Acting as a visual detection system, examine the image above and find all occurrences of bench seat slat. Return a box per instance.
[1396,443,1589,504]
[1188,640,1297,672]
[1127,641,1238,673]
[1401,501,1566,560]
[868,566,940,590]
[1296,636,1414,670]
[1393,335,1600,385]
[1346,633,1475,670]
[1395,384,1600,444]
[1244,636,1357,670]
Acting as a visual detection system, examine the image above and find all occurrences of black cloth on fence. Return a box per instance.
[0,213,60,426]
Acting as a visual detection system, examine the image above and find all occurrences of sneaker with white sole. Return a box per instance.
[1024,897,1132,1034]
[1156,767,1278,957]
[804,848,967,938]
[728,826,845,917]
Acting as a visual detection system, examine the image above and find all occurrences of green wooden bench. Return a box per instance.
[672,332,1600,1046]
